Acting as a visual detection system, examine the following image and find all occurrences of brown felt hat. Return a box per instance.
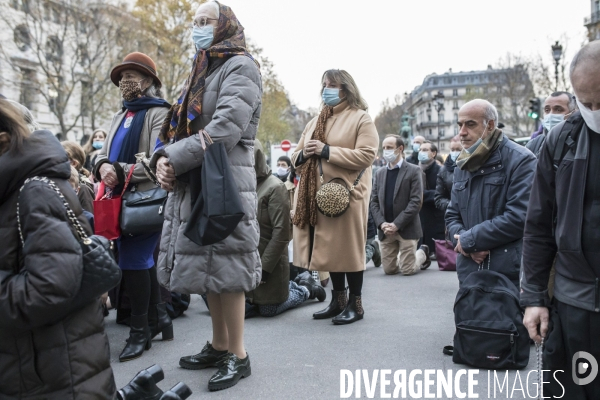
[110,52,162,88]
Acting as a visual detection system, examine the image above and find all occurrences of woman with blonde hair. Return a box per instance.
[83,128,108,170]
[291,69,378,325]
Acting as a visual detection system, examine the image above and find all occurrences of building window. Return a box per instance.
[440,142,445,150]
[466,87,471,94]
[439,114,445,123]
[19,68,36,110]
[78,44,89,66]
[453,100,459,110]
[429,129,432,136]
[452,89,458,97]
[453,113,458,123]
[440,128,445,137]
[454,126,459,135]
[14,25,31,51]
[433,79,438,85]
[428,114,431,122]
[46,36,62,61]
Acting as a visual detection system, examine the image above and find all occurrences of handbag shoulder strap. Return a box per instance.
[318,158,366,191]
[17,177,91,247]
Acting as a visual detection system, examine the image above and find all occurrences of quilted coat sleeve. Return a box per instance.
[156,57,262,176]
[0,183,83,332]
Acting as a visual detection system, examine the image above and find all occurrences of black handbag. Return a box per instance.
[120,162,168,237]
[315,159,365,218]
[17,177,122,313]
[184,130,245,246]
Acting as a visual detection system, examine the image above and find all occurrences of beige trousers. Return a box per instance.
[380,232,426,276]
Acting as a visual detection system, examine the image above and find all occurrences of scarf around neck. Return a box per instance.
[159,2,259,143]
[117,97,170,164]
[456,128,503,173]
[292,106,334,229]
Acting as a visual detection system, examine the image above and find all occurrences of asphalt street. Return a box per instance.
[107,261,539,400]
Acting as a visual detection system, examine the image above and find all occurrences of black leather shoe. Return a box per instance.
[149,303,174,341]
[332,294,364,325]
[313,289,347,319]
[296,272,326,302]
[159,382,192,399]
[372,241,382,267]
[420,245,432,270]
[120,314,152,362]
[117,364,164,400]
[208,353,251,391]
[179,341,228,370]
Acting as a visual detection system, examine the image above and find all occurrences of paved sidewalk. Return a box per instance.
[107,262,537,399]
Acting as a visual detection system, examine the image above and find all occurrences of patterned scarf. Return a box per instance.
[292,106,334,229]
[159,1,259,143]
[456,128,503,172]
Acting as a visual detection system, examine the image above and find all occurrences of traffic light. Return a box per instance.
[528,98,540,120]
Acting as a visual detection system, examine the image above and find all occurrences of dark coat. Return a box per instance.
[420,161,445,250]
[370,161,423,241]
[0,131,116,399]
[446,134,537,288]
[406,151,419,165]
[248,142,290,305]
[521,118,600,312]
[525,130,547,158]
[435,156,456,212]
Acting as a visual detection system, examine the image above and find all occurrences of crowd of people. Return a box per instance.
[1,0,600,397]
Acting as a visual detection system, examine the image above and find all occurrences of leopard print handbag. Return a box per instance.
[315,159,366,218]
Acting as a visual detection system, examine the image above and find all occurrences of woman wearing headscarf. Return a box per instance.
[93,52,173,362]
[291,70,378,325]
[152,1,262,391]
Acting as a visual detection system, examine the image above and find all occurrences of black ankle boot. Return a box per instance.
[159,382,193,399]
[149,303,174,341]
[332,294,364,325]
[296,272,326,302]
[313,289,347,319]
[117,364,164,400]
[120,314,152,362]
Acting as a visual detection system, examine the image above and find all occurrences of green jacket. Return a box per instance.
[248,140,290,305]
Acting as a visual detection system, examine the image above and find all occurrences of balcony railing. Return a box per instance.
[585,11,600,26]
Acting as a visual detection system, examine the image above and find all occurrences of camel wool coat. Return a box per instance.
[291,101,379,272]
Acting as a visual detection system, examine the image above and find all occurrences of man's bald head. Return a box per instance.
[460,99,498,126]
[570,42,600,111]
[457,99,498,149]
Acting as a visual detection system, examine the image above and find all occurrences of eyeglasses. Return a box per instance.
[191,17,218,29]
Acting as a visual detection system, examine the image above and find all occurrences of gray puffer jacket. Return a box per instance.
[445,134,537,288]
[151,55,262,294]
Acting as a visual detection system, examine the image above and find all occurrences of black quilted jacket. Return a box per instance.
[0,130,116,399]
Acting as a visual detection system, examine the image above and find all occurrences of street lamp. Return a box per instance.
[551,41,563,92]
[432,90,445,150]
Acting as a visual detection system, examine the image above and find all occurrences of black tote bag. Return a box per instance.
[184,131,245,246]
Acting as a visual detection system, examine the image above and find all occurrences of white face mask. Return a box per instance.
[276,166,288,176]
[542,113,565,132]
[383,149,398,163]
[576,98,600,133]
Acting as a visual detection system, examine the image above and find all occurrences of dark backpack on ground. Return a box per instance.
[444,270,529,369]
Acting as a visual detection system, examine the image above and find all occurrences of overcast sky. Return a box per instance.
[221,0,590,117]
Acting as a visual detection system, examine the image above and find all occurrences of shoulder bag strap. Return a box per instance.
[318,158,366,190]
[17,177,91,247]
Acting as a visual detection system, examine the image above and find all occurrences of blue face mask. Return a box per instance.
[192,25,214,50]
[92,141,103,150]
[412,143,420,153]
[466,138,483,154]
[449,151,460,161]
[322,88,342,107]
[542,113,565,132]
[418,151,431,163]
